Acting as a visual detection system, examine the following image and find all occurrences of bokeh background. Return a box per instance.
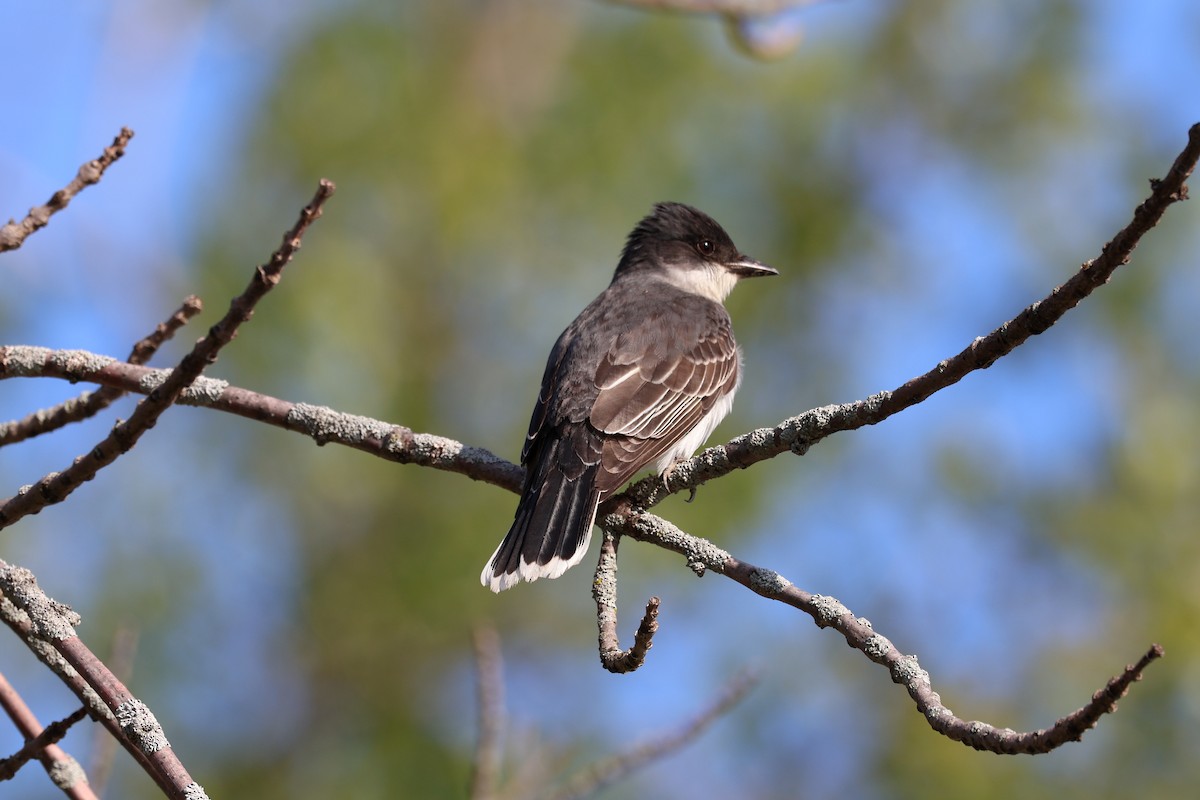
[3,1,1199,798]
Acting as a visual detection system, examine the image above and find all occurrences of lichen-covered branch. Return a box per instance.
[599,507,1163,754]
[593,532,661,673]
[0,348,523,494]
[0,561,206,799]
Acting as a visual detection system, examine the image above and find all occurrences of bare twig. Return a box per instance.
[593,532,660,673]
[0,672,95,797]
[469,627,505,800]
[0,180,335,530]
[0,296,202,447]
[548,670,757,800]
[0,128,134,254]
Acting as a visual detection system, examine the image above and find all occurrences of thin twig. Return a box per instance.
[0,296,202,447]
[0,672,96,797]
[469,627,505,800]
[0,180,335,530]
[0,129,134,253]
[0,706,91,786]
[593,532,660,673]
[549,670,757,800]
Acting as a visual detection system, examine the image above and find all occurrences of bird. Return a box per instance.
[481,202,777,592]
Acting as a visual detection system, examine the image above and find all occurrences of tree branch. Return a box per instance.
[0,349,523,493]
[0,561,205,799]
[0,180,335,530]
[0,296,202,447]
[0,128,134,254]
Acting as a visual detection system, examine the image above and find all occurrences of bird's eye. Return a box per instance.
[696,239,716,256]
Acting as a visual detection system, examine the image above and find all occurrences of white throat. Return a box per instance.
[661,262,738,303]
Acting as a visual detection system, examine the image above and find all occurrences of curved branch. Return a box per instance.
[599,506,1163,754]
[593,532,661,673]
[0,128,135,254]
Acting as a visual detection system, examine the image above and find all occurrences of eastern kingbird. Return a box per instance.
[481,202,776,592]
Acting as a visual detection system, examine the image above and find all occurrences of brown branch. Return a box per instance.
[617,121,1200,513]
[0,179,335,531]
[599,507,1163,754]
[469,627,505,800]
[0,347,523,493]
[0,672,96,797]
[593,532,660,673]
[0,296,203,447]
[549,670,757,800]
[0,590,166,794]
[0,562,204,798]
[0,128,134,254]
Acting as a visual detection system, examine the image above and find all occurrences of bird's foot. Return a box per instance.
[661,460,698,502]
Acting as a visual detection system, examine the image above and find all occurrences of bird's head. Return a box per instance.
[613,201,777,303]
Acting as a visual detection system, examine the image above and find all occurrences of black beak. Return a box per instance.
[726,257,778,278]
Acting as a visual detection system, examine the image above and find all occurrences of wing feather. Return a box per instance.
[588,302,740,495]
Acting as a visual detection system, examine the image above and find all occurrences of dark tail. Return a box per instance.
[481,437,601,592]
